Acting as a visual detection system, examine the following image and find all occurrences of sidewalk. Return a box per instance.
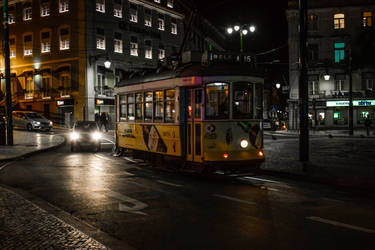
[262,132,375,191]
[265,128,375,138]
[0,130,65,161]
[0,186,108,249]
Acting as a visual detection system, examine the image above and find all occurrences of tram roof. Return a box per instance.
[117,63,263,87]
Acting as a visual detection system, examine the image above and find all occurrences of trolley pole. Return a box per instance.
[3,0,13,146]
[299,0,309,162]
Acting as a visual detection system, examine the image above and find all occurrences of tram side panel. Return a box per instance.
[117,122,183,157]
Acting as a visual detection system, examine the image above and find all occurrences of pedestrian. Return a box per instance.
[364,115,372,136]
[95,113,100,126]
[100,112,108,132]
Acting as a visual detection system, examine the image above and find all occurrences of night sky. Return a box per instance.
[194,0,289,55]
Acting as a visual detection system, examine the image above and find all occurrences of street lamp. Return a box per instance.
[104,57,111,69]
[323,73,330,81]
[227,24,256,53]
[276,83,281,89]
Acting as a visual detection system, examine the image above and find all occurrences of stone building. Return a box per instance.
[287,0,375,129]
[0,0,187,126]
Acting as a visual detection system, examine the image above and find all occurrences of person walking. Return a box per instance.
[364,115,372,136]
[100,112,108,132]
[95,113,100,126]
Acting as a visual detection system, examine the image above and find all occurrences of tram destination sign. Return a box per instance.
[208,52,255,64]
[326,100,375,107]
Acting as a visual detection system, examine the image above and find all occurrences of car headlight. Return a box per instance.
[49,121,53,126]
[91,132,102,140]
[240,139,249,149]
[71,132,80,140]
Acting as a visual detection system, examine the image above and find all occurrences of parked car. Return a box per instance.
[70,121,102,152]
[12,111,53,131]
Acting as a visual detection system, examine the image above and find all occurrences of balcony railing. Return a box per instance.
[95,87,114,97]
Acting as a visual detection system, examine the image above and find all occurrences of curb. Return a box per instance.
[0,135,66,163]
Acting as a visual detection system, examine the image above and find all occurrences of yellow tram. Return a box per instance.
[114,62,265,171]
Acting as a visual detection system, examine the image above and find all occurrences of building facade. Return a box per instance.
[0,0,185,127]
[287,0,375,129]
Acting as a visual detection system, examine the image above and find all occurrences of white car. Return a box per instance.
[70,121,102,152]
[12,111,53,131]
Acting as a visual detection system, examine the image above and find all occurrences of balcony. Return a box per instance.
[95,86,114,97]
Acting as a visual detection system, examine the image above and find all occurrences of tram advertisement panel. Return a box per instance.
[117,123,182,156]
[203,121,263,162]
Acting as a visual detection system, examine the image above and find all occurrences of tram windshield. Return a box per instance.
[206,83,229,120]
[233,82,253,119]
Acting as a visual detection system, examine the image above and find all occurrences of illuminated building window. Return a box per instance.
[334,13,345,29]
[41,2,50,17]
[9,37,16,58]
[41,31,51,53]
[23,6,32,21]
[363,12,373,27]
[96,72,105,94]
[114,0,122,18]
[334,42,345,63]
[129,4,138,23]
[167,0,173,8]
[25,76,34,99]
[96,0,105,13]
[171,19,177,34]
[114,33,123,53]
[59,27,70,50]
[144,8,152,27]
[308,14,318,30]
[23,34,33,56]
[42,75,52,98]
[158,46,165,60]
[96,28,105,50]
[158,14,165,31]
[130,36,138,56]
[145,40,152,59]
[59,72,71,97]
[8,13,15,24]
[59,0,69,13]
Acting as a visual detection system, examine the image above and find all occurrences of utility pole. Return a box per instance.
[3,0,13,145]
[299,0,309,162]
[348,48,353,136]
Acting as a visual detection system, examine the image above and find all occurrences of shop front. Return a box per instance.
[56,99,74,128]
[325,99,375,127]
[95,98,115,129]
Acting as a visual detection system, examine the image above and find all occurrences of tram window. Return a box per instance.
[127,94,135,121]
[145,92,153,122]
[154,91,163,122]
[187,89,192,119]
[206,83,229,120]
[233,82,253,119]
[165,89,176,123]
[195,89,202,119]
[136,93,143,121]
[120,95,127,121]
[255,84,263,119]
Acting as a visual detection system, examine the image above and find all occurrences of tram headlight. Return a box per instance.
[240,139,249,149]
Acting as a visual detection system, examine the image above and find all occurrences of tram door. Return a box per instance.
[186,88,203,162]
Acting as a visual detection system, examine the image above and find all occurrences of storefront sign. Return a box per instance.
[95,98,114,105]
[56,99,74,106]
[326,100,375,107]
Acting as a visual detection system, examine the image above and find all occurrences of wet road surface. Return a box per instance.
[0,135,374,250]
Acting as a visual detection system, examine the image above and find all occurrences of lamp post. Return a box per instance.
[227,24,256,53]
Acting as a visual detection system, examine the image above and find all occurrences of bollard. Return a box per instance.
[0,115,6,145]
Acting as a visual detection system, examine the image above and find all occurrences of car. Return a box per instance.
[70,121,102,152]
[12,111,53,131]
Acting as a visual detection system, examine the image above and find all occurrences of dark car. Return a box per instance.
[70,121,102,152]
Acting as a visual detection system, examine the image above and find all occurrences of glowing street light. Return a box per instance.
[226,24,256,53]
[276,83,281,89]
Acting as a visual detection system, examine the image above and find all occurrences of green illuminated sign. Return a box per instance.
[334,112,340,119]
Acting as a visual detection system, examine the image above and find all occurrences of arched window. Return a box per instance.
[334,13,345,29]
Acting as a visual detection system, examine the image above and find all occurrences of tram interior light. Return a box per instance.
[242,29,248,35]
[258,151,264,157]
[223,153,229,159]
[249,26,256,33]
[234,25,240,31]
[227,27,233,34]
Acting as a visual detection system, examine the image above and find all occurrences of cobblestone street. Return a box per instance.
[0,187,108,249]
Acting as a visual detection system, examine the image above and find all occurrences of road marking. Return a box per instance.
[106,189,148,215]
[213,194,255,205]
[306,216,375,233]
[157,180,183,187]
[0,162,14,171]
[240,176,281,184]
[92,165,104,171]
[94,154,112,161]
